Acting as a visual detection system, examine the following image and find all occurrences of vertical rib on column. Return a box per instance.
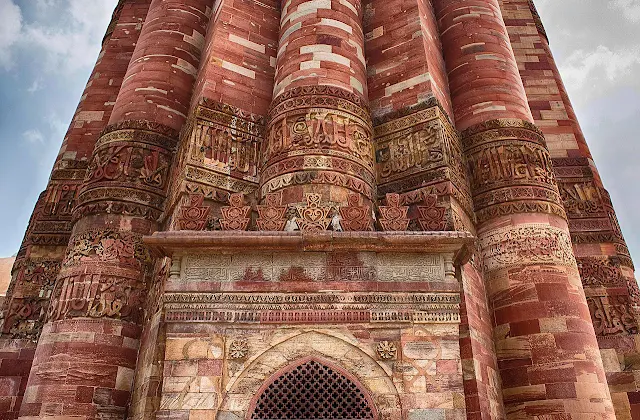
[261,0,375,205]
[0,2,150,419]
[18,1,211,418]
[110,0,212,131]
[502,1,640,417]
[433,0,615,418]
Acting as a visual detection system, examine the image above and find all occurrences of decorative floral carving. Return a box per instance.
[480,224,576,271]
[417,194,447,231]
[376,341,397,360]
[339,193,373,231]
[257,192,287,231]
[577,257,623,287]
[378,194,409,231]
[296,193,333,232]
[178,194,211,231]
[220,193,251,231]
[229,339,249,359]
[64,230,150,269]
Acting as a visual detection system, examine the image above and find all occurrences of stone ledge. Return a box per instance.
[144,231,475,264]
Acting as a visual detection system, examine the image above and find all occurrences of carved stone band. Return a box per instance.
[263,87,374,202]
[76,121,178,220]
[461,118,565,221]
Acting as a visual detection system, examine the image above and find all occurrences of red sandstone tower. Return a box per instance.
[0,0,638,419]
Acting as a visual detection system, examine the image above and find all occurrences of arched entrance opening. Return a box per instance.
[249,358,376,420]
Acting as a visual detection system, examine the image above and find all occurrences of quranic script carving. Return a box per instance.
[588,295,638,336]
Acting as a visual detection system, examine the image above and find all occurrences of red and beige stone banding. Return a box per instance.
[261,0,374,205]
[433,0,616,417]
[18,0,211,418]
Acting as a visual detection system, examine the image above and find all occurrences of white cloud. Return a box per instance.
[27,78,43,93]
[0,0,118,74]
[558,45,640,106]
[612,0,640,22]
[0,0,23,70]
[22,129,45,144]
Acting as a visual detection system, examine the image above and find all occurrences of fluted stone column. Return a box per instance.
[433,0,615,418]
[18,1,212,418]
[260,0,375,205]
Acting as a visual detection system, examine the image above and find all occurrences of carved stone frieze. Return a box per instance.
[163,292,460,324]
[76,121,178,220]
[190,100,264,183]
[3,297,48,339]
[268,85,371,122]
[177,251,446,284]
[261,170,374,200]
[47,272,147,323]
[185,164,258,194]
[262,86,375,200]
[558,180,605,219]
[462,119,564,220]
[63,229,151,269]
[480,224,576,271]
[577,256,623,287]
[588,295,638,336]
[373,104,471,215]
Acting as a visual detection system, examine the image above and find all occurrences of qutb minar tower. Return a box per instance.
[1,0,639,419]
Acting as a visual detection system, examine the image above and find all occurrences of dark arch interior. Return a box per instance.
[250,360,375,420]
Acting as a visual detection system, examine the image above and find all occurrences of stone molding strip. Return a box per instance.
[145,231,475,264]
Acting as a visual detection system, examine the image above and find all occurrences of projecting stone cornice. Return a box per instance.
[144,230,475,265]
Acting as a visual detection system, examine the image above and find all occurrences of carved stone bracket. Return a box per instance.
[177,194,211,231]
[417,194,447,231]
[339,193,373,231]
[257,192,287,231]
[296,193,333,232]
[378,194,409,231]
[220,193,251,231]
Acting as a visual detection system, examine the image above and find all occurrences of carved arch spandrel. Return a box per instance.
[217,331,401,420]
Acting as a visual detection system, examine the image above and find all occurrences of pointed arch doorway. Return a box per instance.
[248,358,377,420]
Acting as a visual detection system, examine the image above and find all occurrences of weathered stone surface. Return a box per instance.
[1,1,635,419]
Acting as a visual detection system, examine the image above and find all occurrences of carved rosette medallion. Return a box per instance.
[376,341,398,360]
[228,339,249,359]
[75,120,179,222]
[261,86,375,202]
[462,119,566,223]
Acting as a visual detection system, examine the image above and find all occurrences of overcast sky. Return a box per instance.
[0,0,638,267]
